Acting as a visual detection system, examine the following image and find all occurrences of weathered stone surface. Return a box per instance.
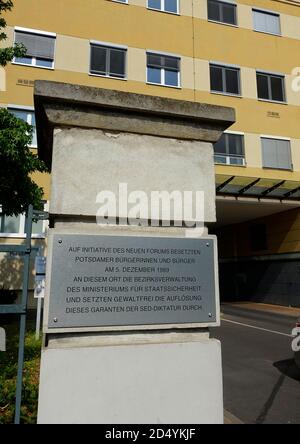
[50,127,216,222]
[34,80,235,167]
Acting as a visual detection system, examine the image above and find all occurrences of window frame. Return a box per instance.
[210,63,241,96]
[147,0,180,15]
[256,71,286,103]
[207,0,238,27]
[0,203,48,238]
[252,8,281,36]
[214,132,246,166]
[89,41,127,80]
[12,27,56,70]
[261,136,292,171]
[8,105,37,148]
[146,51,181,88]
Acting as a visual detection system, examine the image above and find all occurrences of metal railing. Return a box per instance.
[0,205,48,424]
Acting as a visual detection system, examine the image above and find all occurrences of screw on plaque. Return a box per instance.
[58,239,62,244]
[208,313,212,318]
[206,243,210,247]
[53,318,58,323]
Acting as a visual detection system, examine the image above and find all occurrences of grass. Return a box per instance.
[0,319,41,424]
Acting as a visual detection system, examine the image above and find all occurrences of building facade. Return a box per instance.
[1,0,300,306]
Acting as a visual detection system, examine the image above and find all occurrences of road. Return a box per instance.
[210,304,300,424]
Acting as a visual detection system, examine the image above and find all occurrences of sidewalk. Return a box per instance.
[222,301,300,318]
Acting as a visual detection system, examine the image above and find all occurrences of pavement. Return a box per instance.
[213,301,300,424]
[221,301,300,319]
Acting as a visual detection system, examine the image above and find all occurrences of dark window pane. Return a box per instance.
[109,49,126,77]
[148,0,161,9]
[227,134,244,156]
[147,53,163,68]
[208,0,220,21]
[270,76,284,102]
[214,155,227,164]
[14,56,32,65]
[148,54,179,71]
[230,157,244,165]
[210,65,223,92]
[257,73,269,100]
[147,67,161,84]
[36,58,53,68]
[165,0,178,13]
[164,56,179,71]
[165,69,179,87]
[225,68,239,94]
[214,134,227,154]
[222,3,236,25]
[90,45,107,75]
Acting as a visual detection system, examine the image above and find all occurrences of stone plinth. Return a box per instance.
[35,80,235,424]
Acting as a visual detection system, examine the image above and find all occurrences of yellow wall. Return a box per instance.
[217,207,300,258]
[2,0,300,259]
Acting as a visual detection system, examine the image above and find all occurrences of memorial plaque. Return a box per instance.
[46,234,218,329]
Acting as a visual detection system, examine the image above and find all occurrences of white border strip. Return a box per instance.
[261,134,291,141]
[146,49,182,59]
[7,104,34,111]
[90,39,128,50]
[15,26,56,37]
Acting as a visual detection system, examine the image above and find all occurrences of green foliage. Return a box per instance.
[0,109,49,216]
[0,321,41,424]
[0,1,26,66]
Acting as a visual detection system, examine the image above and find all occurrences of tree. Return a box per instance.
[0,1,26,66]
[0,2,48,216]
[0,110,49,216]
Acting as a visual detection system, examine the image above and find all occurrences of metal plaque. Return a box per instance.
[47,234,218,329]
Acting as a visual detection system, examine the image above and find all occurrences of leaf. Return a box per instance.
[0,109,50,216]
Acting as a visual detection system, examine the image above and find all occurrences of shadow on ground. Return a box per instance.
[254,359,300,424]
[274,359,300,382]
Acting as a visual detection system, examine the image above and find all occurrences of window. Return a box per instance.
[256,72,285,102]
[261,137,292,170]
[14,29,56,68]
[90,44,126,79]
[250,224,267,251]
[210,64,240,95]
[208,0,237,26]
[0,212,21,234]
[214,133,245,165]
[147,53,180,87]
[148,0,179,14]
[0,205,47,237]
[8,107,37,147]
[253,9,281,35]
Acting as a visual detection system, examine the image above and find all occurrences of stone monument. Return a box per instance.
[35,81,235,424]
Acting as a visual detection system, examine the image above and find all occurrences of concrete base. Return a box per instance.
[37,333,223,424]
